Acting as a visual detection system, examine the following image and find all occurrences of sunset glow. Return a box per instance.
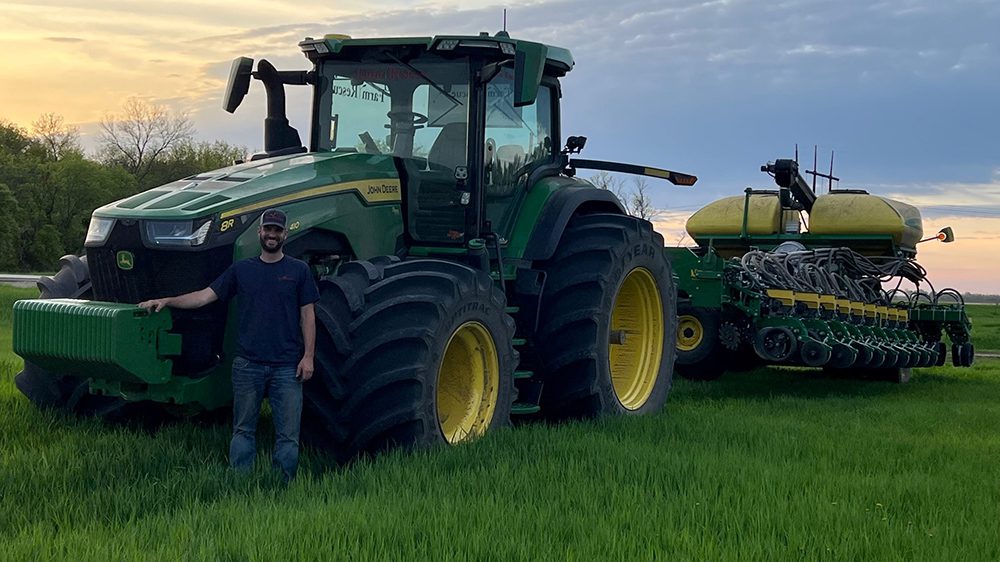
[2,0,997,291]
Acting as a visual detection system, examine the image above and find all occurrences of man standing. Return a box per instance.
[139,208,319,481]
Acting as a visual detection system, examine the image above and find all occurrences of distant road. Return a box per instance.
[0,274,41,288]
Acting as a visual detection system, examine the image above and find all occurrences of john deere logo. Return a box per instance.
[116,251,134,270]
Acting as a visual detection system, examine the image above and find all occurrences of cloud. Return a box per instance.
[785,44,870,57]
[4,0,996,289]
[652,213,693,248]
[5,1,997,183]
[878,177,1000,220]
[950,42,993,72]
[908,215,1000,293]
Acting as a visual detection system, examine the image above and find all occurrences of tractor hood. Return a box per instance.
[91,151,400,222]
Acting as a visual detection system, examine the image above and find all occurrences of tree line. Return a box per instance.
[588,171,659,222]
[963,293,1000,304]
[0,99,245,271]
[1,97,659,273]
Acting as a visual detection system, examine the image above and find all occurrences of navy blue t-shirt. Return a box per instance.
[209,255,320,365]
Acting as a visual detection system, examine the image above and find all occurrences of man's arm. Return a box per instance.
[296,303,315,381]
[138,288,218,312]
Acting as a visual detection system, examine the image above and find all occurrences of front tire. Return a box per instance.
[303,258,516,462]
[532,213,677,419]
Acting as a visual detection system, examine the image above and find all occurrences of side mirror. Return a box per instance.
[223,57,254,113]
[513,44,546,107]
[564,136,587,154]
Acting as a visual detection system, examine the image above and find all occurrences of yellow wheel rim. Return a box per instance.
[677,315,704,352]
[609,268,664,410]
[436,321,500,444]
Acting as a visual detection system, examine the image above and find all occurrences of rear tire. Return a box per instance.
[531,213,677,419]
[14,255,125,416]
[303,258,516,462]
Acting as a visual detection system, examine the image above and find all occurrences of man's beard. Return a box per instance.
[259,234,283,253]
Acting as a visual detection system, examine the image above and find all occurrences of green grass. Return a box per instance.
[0,286,35,379]
[1,289,999,560]
[966,304,1000,352]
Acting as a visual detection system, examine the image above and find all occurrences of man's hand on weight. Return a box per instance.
[137,298,170,312]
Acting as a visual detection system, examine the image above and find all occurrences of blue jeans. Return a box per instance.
[230,357,302,481]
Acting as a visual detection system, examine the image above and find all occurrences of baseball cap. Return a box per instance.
[260,208,287,229]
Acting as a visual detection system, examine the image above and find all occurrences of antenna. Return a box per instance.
[794,143,799,164]
[812,145,818,192]
[805,145,840,192]
[828,151,835,193]
[503,9,507,32]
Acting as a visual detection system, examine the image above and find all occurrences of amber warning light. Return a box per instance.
[918,227,955,244]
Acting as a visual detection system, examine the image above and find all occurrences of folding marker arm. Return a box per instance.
[568,158,698,186]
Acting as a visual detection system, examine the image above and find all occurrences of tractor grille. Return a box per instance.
[87,221,233,303]
[86,220,235,375]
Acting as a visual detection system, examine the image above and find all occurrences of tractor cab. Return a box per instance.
[225,32,572,250]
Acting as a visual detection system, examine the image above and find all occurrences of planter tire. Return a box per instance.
[674,303,727,381]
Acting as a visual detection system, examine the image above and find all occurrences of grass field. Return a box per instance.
[1,285,998,560]
[966,304,1000,351]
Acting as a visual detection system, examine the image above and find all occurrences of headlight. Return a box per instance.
[144,220,212,247]
[85,217,115,246]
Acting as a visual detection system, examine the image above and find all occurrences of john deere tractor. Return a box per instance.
[665,158,973,382]
[13,32,696,462]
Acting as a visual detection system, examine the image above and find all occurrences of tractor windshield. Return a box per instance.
[318,56,470,169]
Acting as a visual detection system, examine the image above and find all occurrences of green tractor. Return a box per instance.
[13,32,696,462]
[665,158,973,382]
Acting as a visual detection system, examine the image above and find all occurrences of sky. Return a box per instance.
[1,0,998,292]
